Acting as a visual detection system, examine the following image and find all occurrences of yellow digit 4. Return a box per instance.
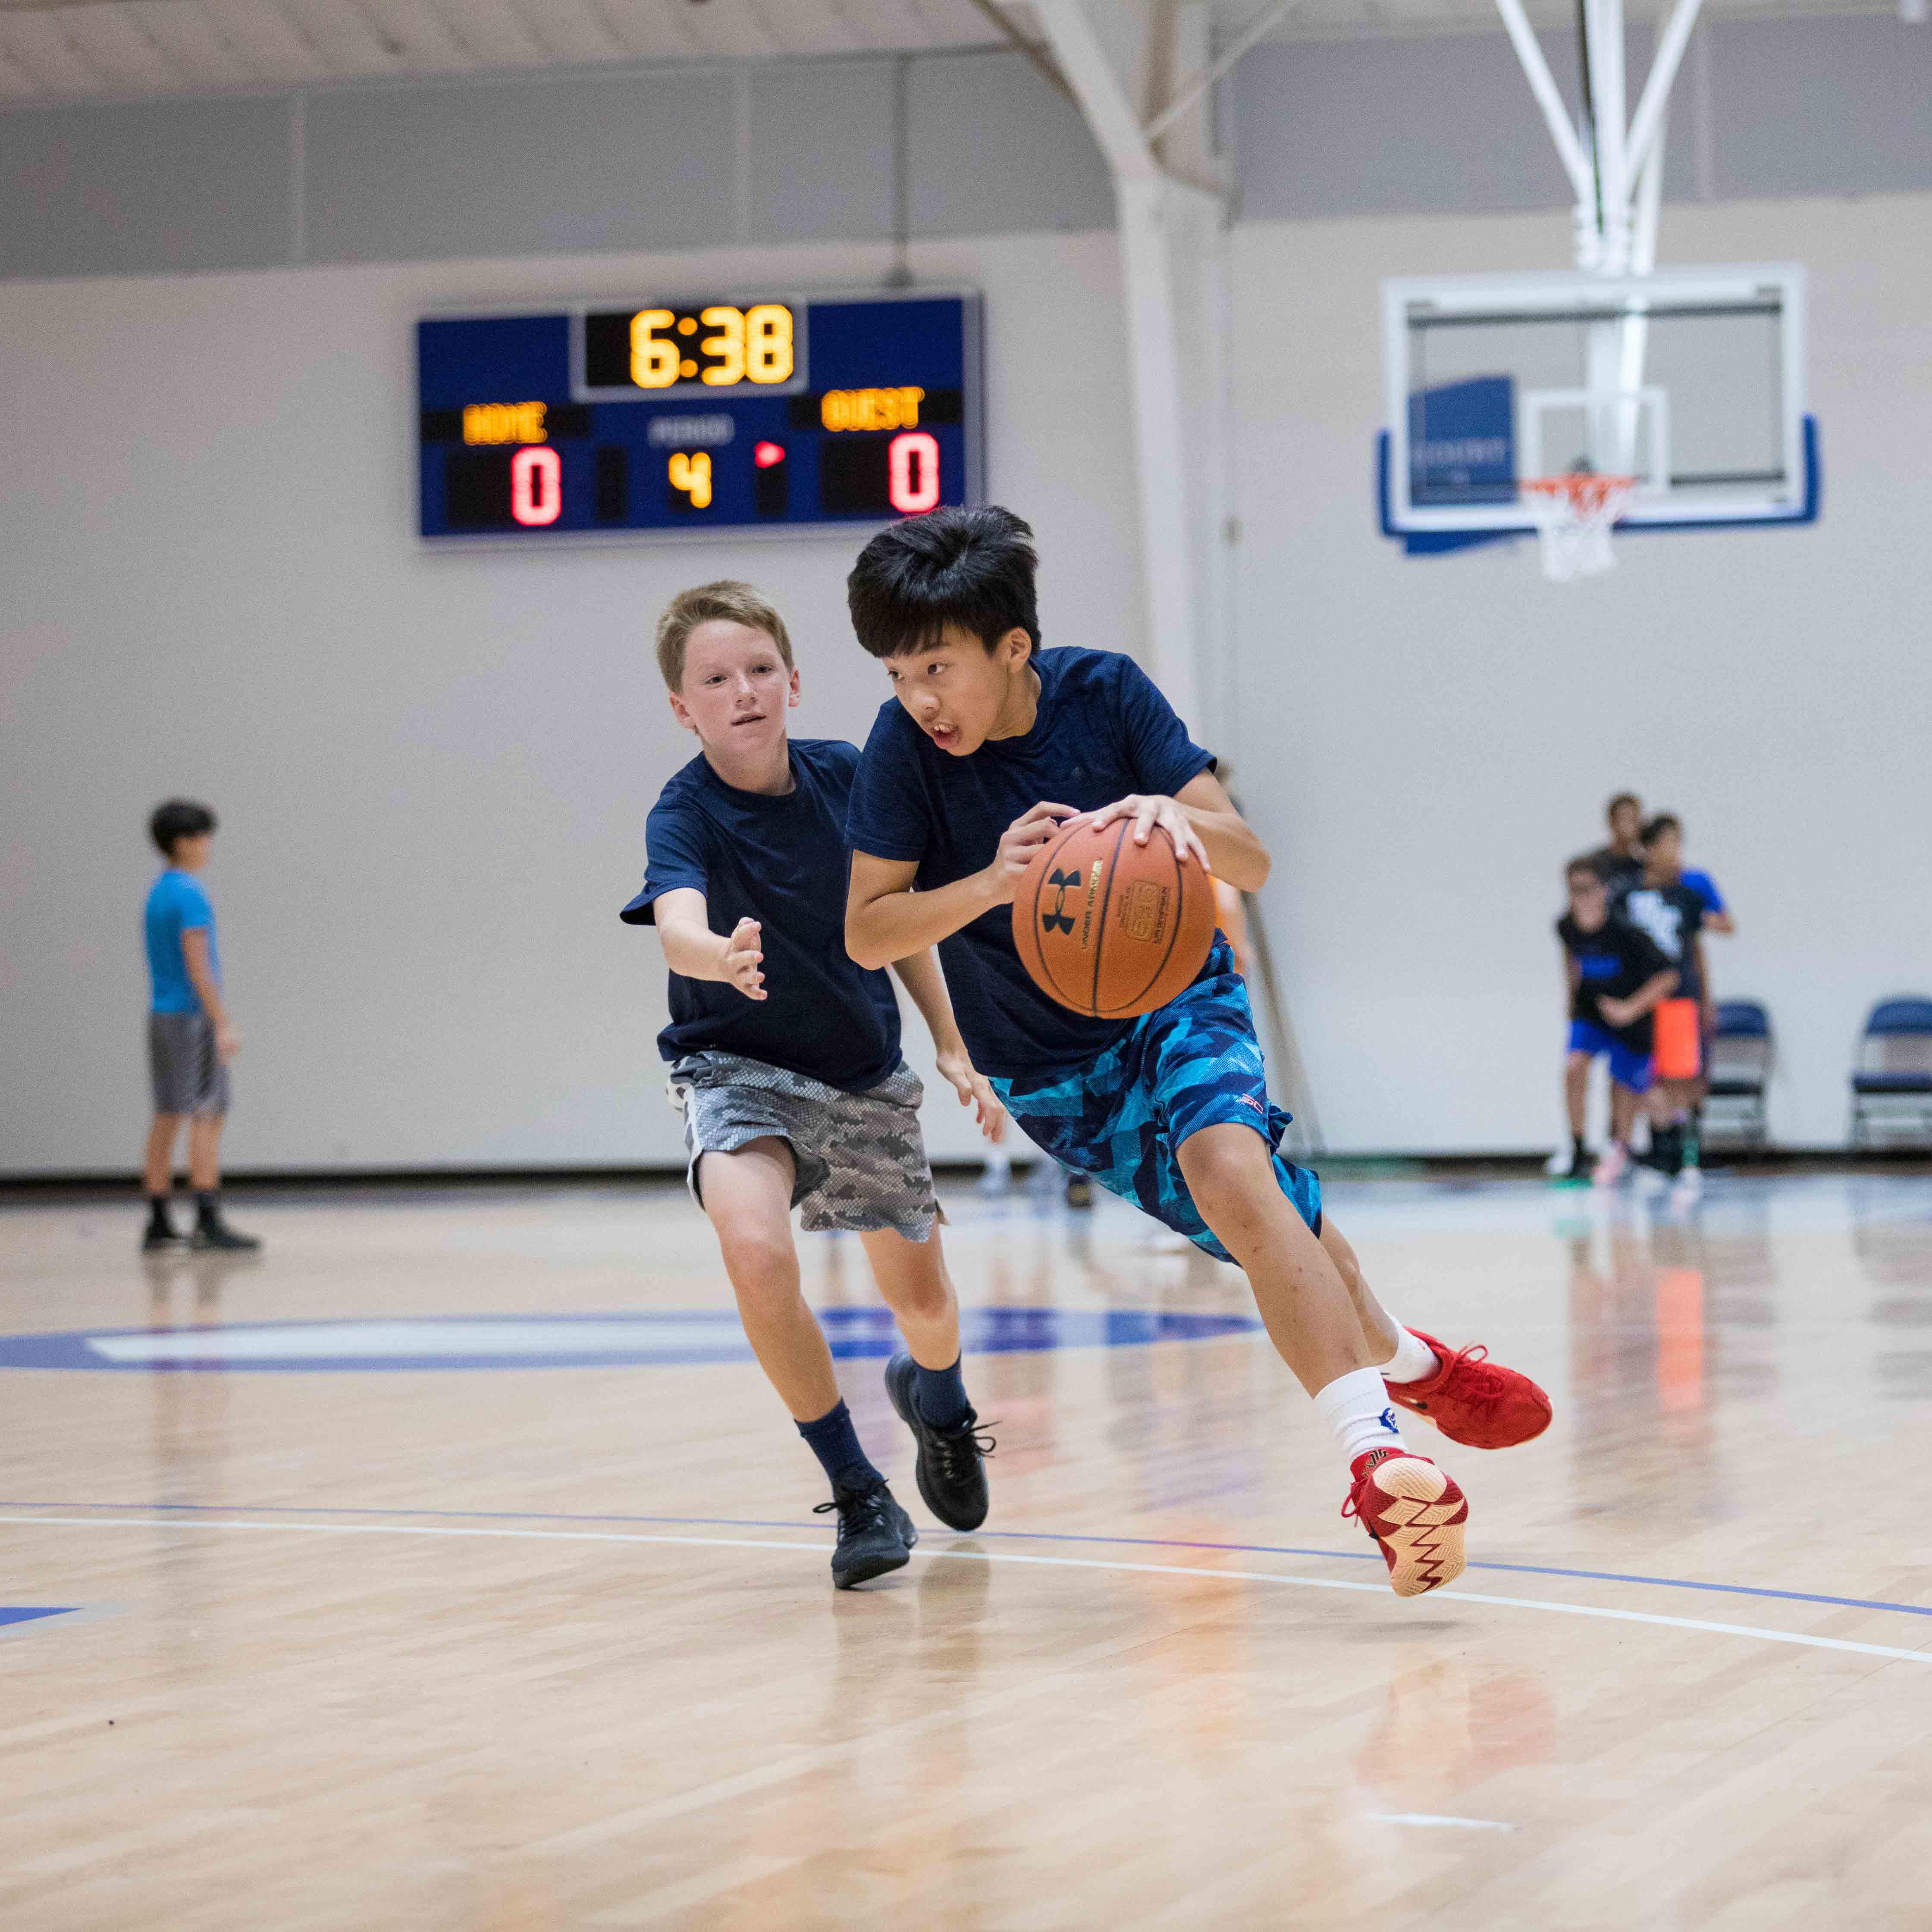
[668,451,713,509]
[746,304,794,384]
[699,306,746,387]
[630,309,679,388]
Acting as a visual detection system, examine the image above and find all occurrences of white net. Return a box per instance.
[1522,475,1634,582]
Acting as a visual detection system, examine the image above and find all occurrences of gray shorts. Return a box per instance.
[148,1011,229,1117]
[671,1051,939,1241]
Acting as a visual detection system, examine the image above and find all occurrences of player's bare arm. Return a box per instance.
[1079,771,1270,892]
[652,886,766,1001]
[846,801,1075,970]
[1600,967,1678,1030]
[180,926,236,1061]
[888,948,1007,1141]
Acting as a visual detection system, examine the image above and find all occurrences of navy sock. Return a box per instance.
[797,1400,881,1493]
[913,1355,971,1430]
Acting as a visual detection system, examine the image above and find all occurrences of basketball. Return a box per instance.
[1013,817,1217,1019]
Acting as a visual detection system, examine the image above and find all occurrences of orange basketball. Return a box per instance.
[1013,817,1218,1019]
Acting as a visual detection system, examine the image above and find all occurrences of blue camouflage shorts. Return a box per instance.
[989,935,1322,1264]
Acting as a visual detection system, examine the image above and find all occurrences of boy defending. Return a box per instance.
[622,582,999,1590]
[1558,857,1680,1185]
[842,508,1550,1600]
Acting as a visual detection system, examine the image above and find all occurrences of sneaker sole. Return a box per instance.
[1362,1458,1467,1598]
[832,1544,913,1590]
[884,1357,988,1533]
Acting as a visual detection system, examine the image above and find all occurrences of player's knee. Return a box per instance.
[1177,1125,1269,1211]
[718,1227,797,1298]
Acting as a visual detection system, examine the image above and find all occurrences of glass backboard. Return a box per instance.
[1378,264,1817,553]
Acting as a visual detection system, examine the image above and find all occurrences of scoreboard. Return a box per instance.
[417,290,981,544]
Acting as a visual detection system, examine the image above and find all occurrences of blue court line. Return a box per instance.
[4,1500,1928,1624]
[0,1606,79,1629]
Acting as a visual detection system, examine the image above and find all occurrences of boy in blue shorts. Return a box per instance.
[1557,857,1680,1185]
[623,581,1001,1590]
[843,508,1551,1600]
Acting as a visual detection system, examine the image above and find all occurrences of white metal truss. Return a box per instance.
[1493,0,1703,276]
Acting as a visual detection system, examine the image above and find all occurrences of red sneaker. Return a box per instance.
[1384,1328,1552,1450]
[1344,1449,1467,1598]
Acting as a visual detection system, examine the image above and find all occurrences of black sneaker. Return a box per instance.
[1064,1173,1095,1210]
[140,1224,185,1252]
[813,1478,916,1589]
[884,1352,993,1532]
[192,1220,263,1251]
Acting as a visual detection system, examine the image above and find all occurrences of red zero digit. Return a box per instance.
[510,446,562,526]
[887,431,941,515]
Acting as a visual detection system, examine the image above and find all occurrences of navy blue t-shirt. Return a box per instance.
[621,739,902,1092]
[846,646,1215,1078]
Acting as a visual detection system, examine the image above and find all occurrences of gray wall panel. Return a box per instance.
[1712,13,1932,199]
[908,50,1112,237]
[1233,29,1702,222]
[0,96,290,278]
[304,70,737,265]
[1236,34,1573,220]
[745,60,895,243]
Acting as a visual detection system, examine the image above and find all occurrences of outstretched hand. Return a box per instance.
[1076,794,1210,869]
[721,917,766,1001]
[935,1047,1007,1143]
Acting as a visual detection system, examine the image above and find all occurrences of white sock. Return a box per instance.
[1379,1325,1440,1386]
[1313,1366,1410,1466]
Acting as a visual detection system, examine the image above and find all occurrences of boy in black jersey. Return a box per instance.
[844,507,1557,1602]
[1618,814,1710,1178]
[621,581,1002,1589]
[1557,858,1680,1185]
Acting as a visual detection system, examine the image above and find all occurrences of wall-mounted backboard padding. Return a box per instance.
[1378,264,1818,552]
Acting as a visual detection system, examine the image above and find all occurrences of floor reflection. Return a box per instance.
[1354,1651,1559,1809]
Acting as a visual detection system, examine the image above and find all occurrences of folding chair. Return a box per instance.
[1849,997,1932,1151]
[1703,1000,1772,1151]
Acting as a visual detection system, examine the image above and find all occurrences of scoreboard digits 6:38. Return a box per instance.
[417,290,981,543]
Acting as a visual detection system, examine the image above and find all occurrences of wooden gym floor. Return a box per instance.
[3,1167,1932,1930]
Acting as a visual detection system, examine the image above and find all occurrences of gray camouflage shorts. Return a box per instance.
[670,1051,941,1242]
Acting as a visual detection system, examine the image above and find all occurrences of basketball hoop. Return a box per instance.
[1521,474,1635,582]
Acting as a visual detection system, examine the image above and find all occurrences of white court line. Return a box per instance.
[1367,1813,1517,1831]
[3,1515,1929,1669]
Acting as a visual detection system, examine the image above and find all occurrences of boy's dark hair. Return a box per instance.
[846,505,1040,660]
[149,799,216,858]
[1566,855,1604,886]
[1641,812,1681,845]
[1606,791,1640,819]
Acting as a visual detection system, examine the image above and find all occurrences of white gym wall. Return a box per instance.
[3,27,1929,1171]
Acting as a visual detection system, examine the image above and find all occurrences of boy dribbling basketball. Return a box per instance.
[623,582,1000,1589]
[842,508,1550,1600]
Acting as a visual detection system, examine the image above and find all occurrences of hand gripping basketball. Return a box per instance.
[1012,815,1217,1019]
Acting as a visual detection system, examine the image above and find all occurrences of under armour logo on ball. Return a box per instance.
[1041,867,1082,936]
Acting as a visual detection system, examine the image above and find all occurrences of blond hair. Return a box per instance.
[655,580,795,690]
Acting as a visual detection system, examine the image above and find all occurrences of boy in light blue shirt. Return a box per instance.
[142,800,258,1252]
